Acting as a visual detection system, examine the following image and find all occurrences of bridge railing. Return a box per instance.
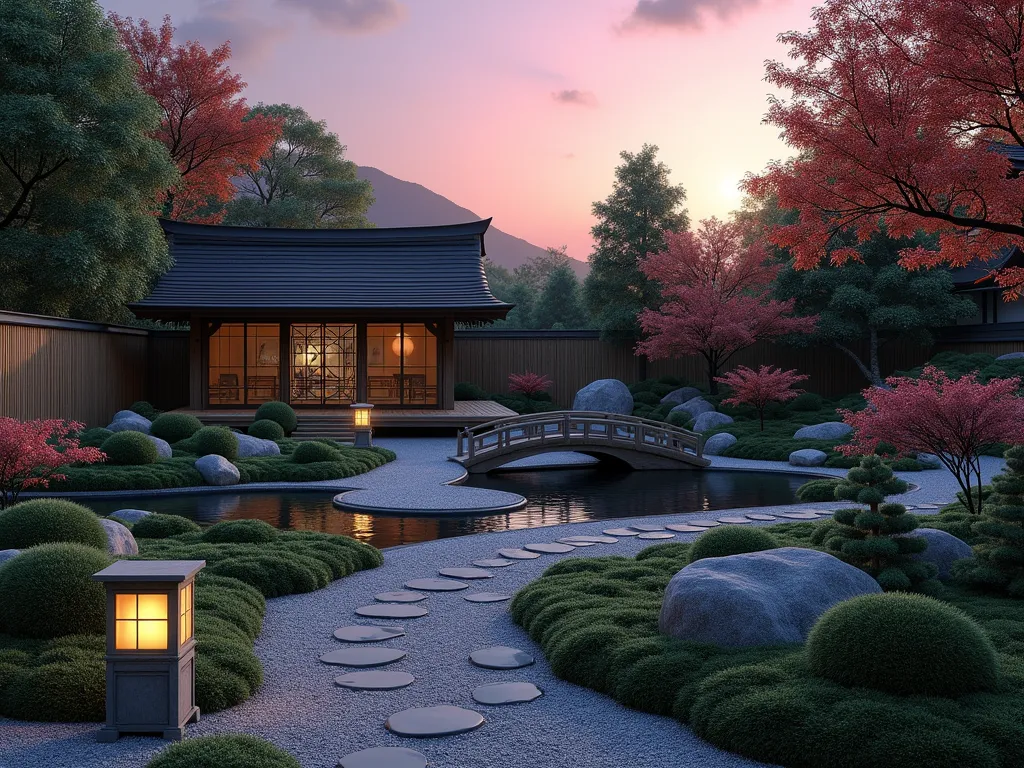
[456,410,703,461]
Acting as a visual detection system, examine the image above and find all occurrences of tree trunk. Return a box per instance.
[835,339,884,387]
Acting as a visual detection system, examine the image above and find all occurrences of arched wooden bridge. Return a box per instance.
[452,411,709,473]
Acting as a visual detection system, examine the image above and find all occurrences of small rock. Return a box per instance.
[100,519,138,556]
[235,432,281,458]
[793,421,853,440]
[671,397,715,420]
[789,448,828,467]
[145,434,172,459]
[661,387,702,405]
[703,432,737,456]
[106,415,151,434]
[109,509,151,524]
[195,454,240,486]
[907,528,974,579]
[572,379,634,415]
[0,549,22,565]
[996,352,1024,360]
[917,453,943,469]
[693,412,734,432]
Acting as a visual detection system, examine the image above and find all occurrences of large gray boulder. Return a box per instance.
[106,414,151,434]
[572,379,633,415]
[917,453,943,469]
[693,412,734,432]
[100,519,138,556]
[789,448,828,467]
[195,454,240,486]
[145,434,172,459]
[661,387,702,405]
[236,432,282,458]
[0,549,21,566]
[109,509,151,524]
[793,421,853,440]
[908,528,974,579]
[659,547,882,647]
[703,432,737,456]
[671,397,715,420]
[996,352,1024,361]
[112,409,142,423]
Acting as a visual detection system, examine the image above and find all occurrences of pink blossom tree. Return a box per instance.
[637,218,817,393]
[508,372,553,398]
[840,367,1024,514]
[0,419,105,509]
[716,365,809,430]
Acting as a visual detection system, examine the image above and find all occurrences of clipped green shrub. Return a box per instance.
[807,593,1000,697]
[796,478,840,503]
[203,519,277,544]
[0,499,107,550]
[185,426,239,460]
[689,526,779,563]
[454,381,488,400]
[77,427,112,448]
[248,419,285,441]
[788,392,823,411]
[666,411,691,429]
[292,440,340,464]
[150,413,203,443]
[145,734,300,768]
[129,401,160,421]
[131,513,201,539]
[100,430,159,466]
[253,401,297,435]
[633,391,662,406]
[2,657,106,721]
[0,543,111,638]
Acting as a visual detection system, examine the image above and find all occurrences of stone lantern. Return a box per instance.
[351,402,374,448]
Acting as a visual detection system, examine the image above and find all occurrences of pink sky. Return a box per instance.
[101,0,818,262]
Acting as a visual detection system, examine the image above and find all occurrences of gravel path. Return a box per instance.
[0,452,1006,768]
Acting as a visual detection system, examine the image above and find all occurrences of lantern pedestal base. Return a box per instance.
[354,429,373,448]
[95,707,199,743]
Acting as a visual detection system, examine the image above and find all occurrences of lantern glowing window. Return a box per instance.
[352,403,373,428]
[115,593,169,651]
[179,582,194,645]
[392,333,414,358]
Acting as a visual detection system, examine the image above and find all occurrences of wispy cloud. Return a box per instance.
[552,89,598,107]
[620,0,762,31]
[276,0,406,33]
[177,0,291,59]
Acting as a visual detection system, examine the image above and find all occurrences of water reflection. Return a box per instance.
[82,468,812,550]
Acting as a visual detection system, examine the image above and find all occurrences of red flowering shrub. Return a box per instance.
[716,365,809,430]
[508,372,553,397]
[0,419,105,509]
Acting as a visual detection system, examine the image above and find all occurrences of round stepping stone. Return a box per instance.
[375,591,427,603]
[814,509,835,515]
[472,681,543,705]
[630,524,666,532]
[523,542,575,554]
[665,524,709,533]
[474,558,515,568]
[745,514,778,522]
[777,511,821,520]
[469,646,534,670]
[560,535,618,544]
[718,516,753,524]
[557,538,596,546]
[405,578,470,591]
[687,520,721,527]
[637,531,674,539]
[333,625,405,643]
[438,567,494,580]
[334,670,415,691]
[320,647,407,667]
[464,592,512,603]
[603,528,640,536]
[338,747,427,768]
[355,604,429,619]
[497,548,541,560]
[385,705,484,738]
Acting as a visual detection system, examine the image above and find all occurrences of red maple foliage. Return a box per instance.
[716,365,809,430]
[111,14,281,222]
[637,218,817,393]
[508,372,553,397]
[839,367,1024,514]
[0,419,105,509]
[745,0,1024,296]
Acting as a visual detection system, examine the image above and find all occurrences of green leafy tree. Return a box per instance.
[533,262,588,329]
[484,259,533,329]
[224,103,373,229]
[584,144,688,356]
[0,0,177,321]
[823,456,939,592]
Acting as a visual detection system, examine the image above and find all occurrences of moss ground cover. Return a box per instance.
[511,525,1024,768]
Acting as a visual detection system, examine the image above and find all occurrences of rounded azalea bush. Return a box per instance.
[187,426,239,460]
[145,734,300,768]
[292,441,340,464]
[0,499,107,550]
[203,519,277,544]
[247,419,285,441]
[131,513,201,539]
[100,430,159,466]
[253,402,297,435]
[150,413,203,443]
[688,526,779,563]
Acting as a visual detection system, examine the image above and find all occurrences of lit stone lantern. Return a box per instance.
[351,403,374,448]
[92,560,205,742]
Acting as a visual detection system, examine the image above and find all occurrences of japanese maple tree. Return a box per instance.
[637,217,817,393]
[0,419,104,509]
[839,367,1024,514]
[746,0,1024,295]
[111,14,280,222]
[508,372,553,397]
[716,365,808,430]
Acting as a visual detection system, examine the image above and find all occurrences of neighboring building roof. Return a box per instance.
[132,219,512,321]
[949,247,1021,289]
[990,142,1024,173]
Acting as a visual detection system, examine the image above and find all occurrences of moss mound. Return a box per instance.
[203,519,277,544]
[100,430,159,466]
[0,499,107,550]
[182,426,240,460]
[292,440,341,464]
[0,543,111,638]
[129,401,160,421]
[77,427,112,448]
[796,478,840,503]
[146,734,300,768]
[689,526,779,563]
[150,413,203,443]
[131,513,202,539]
[2,655,106,721]
[248,419,285,441]
[807,593,1000,698]
[253,401,297,435]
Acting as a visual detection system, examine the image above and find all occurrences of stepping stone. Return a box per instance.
[474,558,515,568]
[338,747,427,768]
[333,626,405,643]
[687,520,721,527]
[718,516,753,524]
[464,592,512,603]
[355,604,429,619]
[903,505,916,510]
[472,681,543,705]
[469,646,535,670]
[375,591,427,603]
[557,538,596,546]
[603,528,640,536]
[916,503,940,509]
[320,647,407,667]
[560,535,618,544]
[665,524,709,533]
[777,512,821,519]
[745,514,777,521]
[385,705,484,738]
[523,542,575,554]
[405,578,470,592]
[438,567,494,580]
[497,548,541,560]
[334,670,415,691]
[810,509,834,515]
[630,524,666,532]
[637,532,674,539]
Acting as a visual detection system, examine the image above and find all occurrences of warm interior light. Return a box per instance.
[354,408,370,427]
[115,593,168,651]
[179,582,193,645]
[392,333,414,358]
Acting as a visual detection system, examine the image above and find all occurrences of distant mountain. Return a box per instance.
[357,166,588,279]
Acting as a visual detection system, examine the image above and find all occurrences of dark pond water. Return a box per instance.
[82,468,814,550]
